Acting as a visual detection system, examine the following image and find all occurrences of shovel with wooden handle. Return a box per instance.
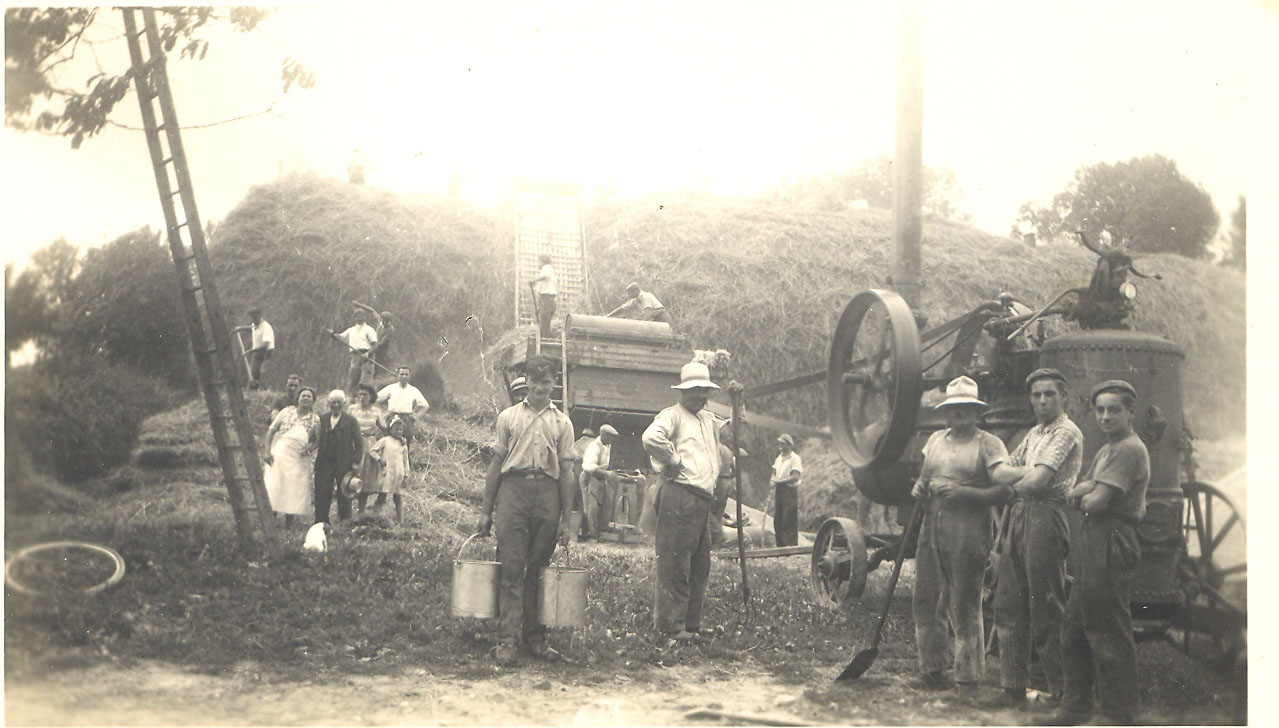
[836,499,926,681]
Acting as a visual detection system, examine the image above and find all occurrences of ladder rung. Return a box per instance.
[194,347,219,355]
[161,157,174,165]
[170,189,183,197]
[155,124,165,133]
[176,253,196,263]
[183,284,203,294]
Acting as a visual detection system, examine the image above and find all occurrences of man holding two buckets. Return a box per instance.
[477,355,576,665]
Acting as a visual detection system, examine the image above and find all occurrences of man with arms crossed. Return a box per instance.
[986,368,1083,710]
[1047,380,1149,726]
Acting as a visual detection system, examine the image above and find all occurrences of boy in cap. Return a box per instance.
[910,376,1021,697]
[986,368,1083,710]
[642,361,721,642]
[326,308,378,396]
[1048,380,1149,726]
[770,434,803,547]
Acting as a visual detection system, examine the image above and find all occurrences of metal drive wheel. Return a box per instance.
[827,290,923,500]
[810,517,869,609]
[1174,481,1246,666]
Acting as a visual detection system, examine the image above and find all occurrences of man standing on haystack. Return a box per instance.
[353,301,396,372]
[326,308,378,396]
[642,361,721,644]
[232,308,275,390]
[477,355,575,665]
[985,368,1082,711]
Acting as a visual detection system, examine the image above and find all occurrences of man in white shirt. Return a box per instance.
[608,282,671,324]
[529,254,557,338]
[580,425,618,540]
[233,308,275,390]
[642,361,721,643]
[327,308,379,395]
[377,365,429,443]
[770,434,803,547]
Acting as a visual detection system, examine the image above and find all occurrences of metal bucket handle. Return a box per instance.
[457,532,495,561]
[554,539,574,568]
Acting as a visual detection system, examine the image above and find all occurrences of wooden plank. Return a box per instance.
[712,545,813,560]
[566,341,690,371]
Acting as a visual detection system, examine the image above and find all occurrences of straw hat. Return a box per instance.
[672,362,719,390]
[777,433,795,447]
[936,376,986,408]
[339,471,363,499]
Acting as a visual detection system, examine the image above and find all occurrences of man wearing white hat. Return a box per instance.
[910,376,1019,697]
[642,361,721,642]
[580,425,619,540]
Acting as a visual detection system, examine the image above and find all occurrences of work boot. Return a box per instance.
[660,630,697,646]
[978,688,1028,710]
[909,670,950,691]
[492,642,519,666]
[524,639,562,662]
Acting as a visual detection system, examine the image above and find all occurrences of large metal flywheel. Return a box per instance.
[827,290,924,487]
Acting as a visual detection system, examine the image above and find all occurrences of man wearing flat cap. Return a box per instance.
[770,434,803,547]
[1048,380,1149,726]
[608,282,671,324]
[580,425,619,541]
[986,368,1083,710]
[642,361,721,642]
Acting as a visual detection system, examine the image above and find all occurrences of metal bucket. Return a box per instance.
[539,547,588,628]
[451,533,500,619]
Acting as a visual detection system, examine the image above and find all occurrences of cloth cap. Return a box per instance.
[599,424,619,436]
[626,281,641,293]
[672,361,719,390]
[339,472,363,499]
[328,389,346,403]
[1090,379,1138,404]
[936,376,986,408]
[777,433,795,447]
[248,307,262,317]
[380,311,393,320]
[508,376,528,393]
[1025,368,1067,389]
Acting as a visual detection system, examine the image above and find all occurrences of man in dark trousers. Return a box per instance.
[477,356,575,665]
[1047,380,1149,726]
[986,368,1083,710]
[313,389,364,526]
[769,434,803,547]
[642,361,721,643]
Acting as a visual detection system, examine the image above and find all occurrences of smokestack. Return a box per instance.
[890,1,923,311]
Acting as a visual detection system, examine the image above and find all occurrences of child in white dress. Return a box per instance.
[370,416,410,524]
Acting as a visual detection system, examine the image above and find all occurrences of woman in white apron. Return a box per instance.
[263,386,320,525]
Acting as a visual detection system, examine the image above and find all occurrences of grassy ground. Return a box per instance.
[4,394,1245,725]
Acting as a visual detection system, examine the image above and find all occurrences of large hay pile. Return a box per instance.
[209,173,511,398]
[582,195,1244,439]
[206,179,1243,444]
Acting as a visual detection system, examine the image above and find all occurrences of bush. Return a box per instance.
[5,362,183,485]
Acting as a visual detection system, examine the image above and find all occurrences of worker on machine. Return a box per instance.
[529,254,557,338]
[607,282,671,323]
[580,425,619,541]
[769,434,803,547]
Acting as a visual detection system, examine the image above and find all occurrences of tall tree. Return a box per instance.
[5,7,312,147]
[1015,155,1219,258]
[1222,196,1245,270]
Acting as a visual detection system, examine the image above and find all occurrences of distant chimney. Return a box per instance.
[1023,232,1036,247]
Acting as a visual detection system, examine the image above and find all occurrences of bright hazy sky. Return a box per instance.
[2,1,1274,268]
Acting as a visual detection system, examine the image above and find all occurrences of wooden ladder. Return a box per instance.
[122,7,282,560]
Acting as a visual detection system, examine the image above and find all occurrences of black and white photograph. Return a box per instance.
[3,2,1265,725]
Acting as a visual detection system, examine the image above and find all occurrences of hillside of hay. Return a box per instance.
[209,173,511,398]
[206,178,1244,441]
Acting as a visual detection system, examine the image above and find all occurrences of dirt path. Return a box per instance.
[5,659,827,727]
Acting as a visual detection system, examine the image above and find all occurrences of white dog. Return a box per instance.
[302,522,328,553]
